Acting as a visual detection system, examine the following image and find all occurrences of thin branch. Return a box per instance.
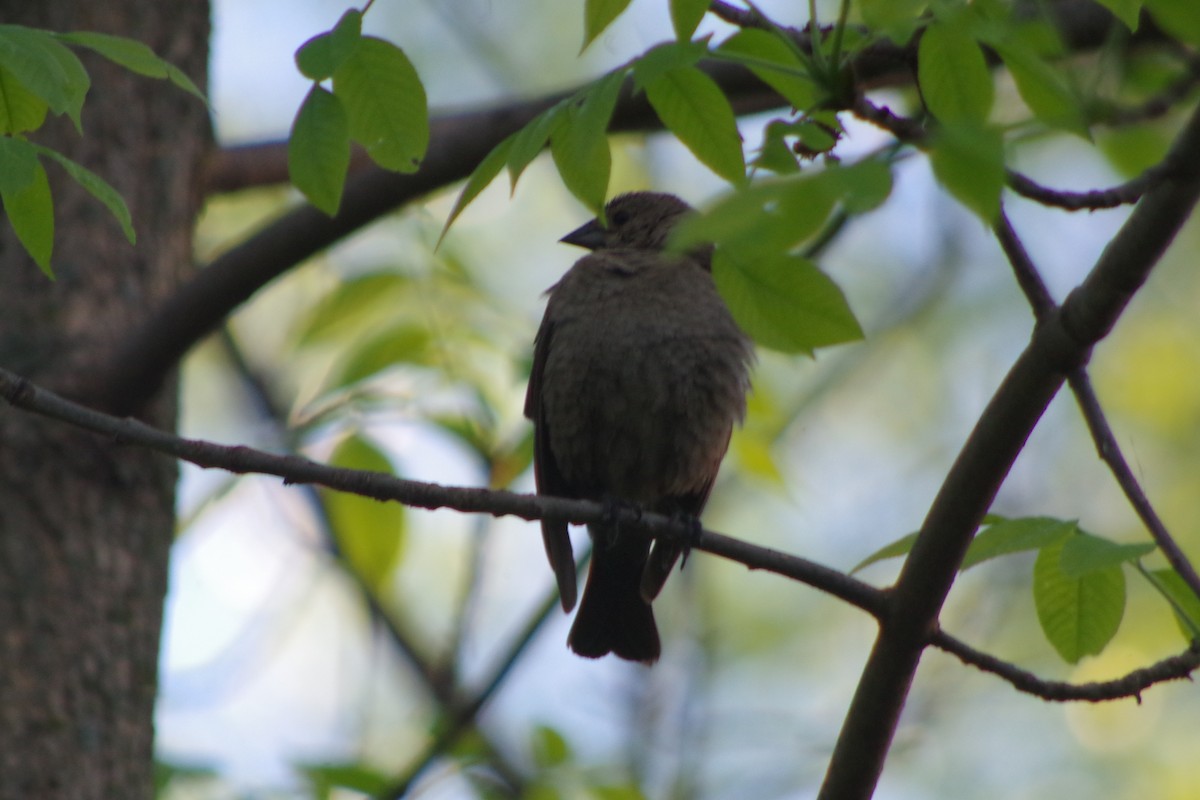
[1068,370,1200,603]
[381,584,564,800]
[819,99,1200,800]
[932,631,1200,702]
[0,364,883,615]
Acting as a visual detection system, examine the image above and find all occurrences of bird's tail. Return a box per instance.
[568,525,660,664]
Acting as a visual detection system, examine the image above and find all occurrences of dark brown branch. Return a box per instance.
[932,631,1200,702]
[819,99,1200,800]
[0,364,882,613]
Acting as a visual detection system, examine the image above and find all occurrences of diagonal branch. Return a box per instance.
[819,99,1200,800]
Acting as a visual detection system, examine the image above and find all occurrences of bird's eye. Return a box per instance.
[611,209,631,226]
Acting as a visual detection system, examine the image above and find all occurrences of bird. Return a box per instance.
[524,191,753,663]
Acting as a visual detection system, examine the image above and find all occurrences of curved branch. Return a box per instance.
[819,99,1200,800]
[932,631,1200,702]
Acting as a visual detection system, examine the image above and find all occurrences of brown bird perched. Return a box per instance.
[524,192,753,663]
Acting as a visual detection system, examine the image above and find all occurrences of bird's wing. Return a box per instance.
[525,315,579,611]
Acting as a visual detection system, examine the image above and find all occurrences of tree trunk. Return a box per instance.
[0,1,210,797]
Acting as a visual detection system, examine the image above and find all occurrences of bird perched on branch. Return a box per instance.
[524,192,753,663]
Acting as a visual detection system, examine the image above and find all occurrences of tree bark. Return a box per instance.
[0,1,210,797]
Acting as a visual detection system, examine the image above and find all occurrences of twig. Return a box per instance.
[932,631,1200,702]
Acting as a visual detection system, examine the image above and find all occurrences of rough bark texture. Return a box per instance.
[0,1,210,798]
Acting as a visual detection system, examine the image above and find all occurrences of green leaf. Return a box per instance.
[332,324,432,389]
[671,0,711,40]
[441,133,515,241]
[860,0,929,44]
[34,145,135,243]
[1144,0,1200,45]
[918,19,993,124]
[673,159,892,256]
[1,155,54,276]
[301,763,390,798]
[506,98,572,189]
[641,65,745,184]
[1148,568,1200,641]
[850,532,919,574]
[321,436,405,595]
[713,251,862,354]
[530,725,572,768]
[294,272,410,345]
[928,122,1004,222]
[289,85,350,215]
[583,0,633,50]
[1093,0,1142,30]
[56,31,206,104]
[1059,533,1155,577]
[631,39,709,89]
[0,66,47,133]
[0,134,39,194]
[717,29,817,110]
[0,25,89,130]
[992,41,1088,136]
[295,9,363,80]
[1033,538,1126,664]
[550,70,623,216]
[333,36,428,173]
[960,515,1075,570]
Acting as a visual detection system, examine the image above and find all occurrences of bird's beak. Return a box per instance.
[559,218,607,250]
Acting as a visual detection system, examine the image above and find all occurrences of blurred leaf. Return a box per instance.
[1,154,53,276]
[713,251,862,354]
[960,515,1076,570]
[0,66,47,133]
[295,273,411,345]
[441,132,515,239]
[0,134,39,194]
[294,9,362,80]
[57,30,206,103]
[1094,0,1142,30]
[860,0,928,43]
[731,431,784,486]
[918,18,993,124]
[928,122,1004,222]
[0,25,89,130]
[593,784,651,800]
[321,435,405,594]
[1148,568,1200,641]
[753,121,801,174]
[851,532,918,573]
[1144,0,1200,45]
[302,762,390,799]
[583,0,633,50]
[1033,538,1126,664]
[331,324,432,389]
[717,28,817,110]
[673,158,891,256]
[1059,533,1155,577]
[35,144,135,243]
[671,0,711,40]
[530,725,572,768]
[288,85,350,215]
[334,36,428,172]
[551,69,623,215]
[990,39,1088,136]
[1097,124,1170,177]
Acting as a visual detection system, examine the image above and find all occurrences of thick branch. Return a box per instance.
[819,99,1200,800]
